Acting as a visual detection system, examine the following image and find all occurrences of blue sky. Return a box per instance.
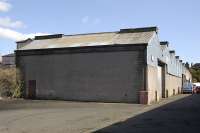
[0,0,199,63]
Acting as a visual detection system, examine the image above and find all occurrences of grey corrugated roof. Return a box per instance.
[18,28,156,50]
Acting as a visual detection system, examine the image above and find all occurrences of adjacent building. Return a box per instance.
[1,53,15,67]
[15,27,192,104]
[0,54,2,67]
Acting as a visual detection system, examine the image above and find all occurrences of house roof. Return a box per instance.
[160,41,169,47]
[17,27,157,51]
[2,53,15,57]
[169,50,175,54]
[175,56,180,59]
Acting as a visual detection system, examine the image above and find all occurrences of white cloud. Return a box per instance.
[0,27,24,41]
[0,27,49,41]
[81,16,89,24]
[0,17,26,29]
[0,1,11,12]
[0,1,50,45]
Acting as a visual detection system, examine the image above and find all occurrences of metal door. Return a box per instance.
[28,80,36,99]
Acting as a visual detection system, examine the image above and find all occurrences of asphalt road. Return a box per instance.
[95,94,200,133]
[0,94,196,133]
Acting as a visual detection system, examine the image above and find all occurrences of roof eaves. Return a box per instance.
[169,50,175,54]
[160,41,169,47]
[175,56,179,59]
[16,43,147,52]
[119,26,158,34]
[35,34,64,40]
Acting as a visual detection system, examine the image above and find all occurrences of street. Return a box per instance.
[0,94,198,133]
[95,94,200,133]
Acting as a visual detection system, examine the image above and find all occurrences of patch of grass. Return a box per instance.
[0,68,23,98]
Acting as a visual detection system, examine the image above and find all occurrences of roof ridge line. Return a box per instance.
[63,31,117,37]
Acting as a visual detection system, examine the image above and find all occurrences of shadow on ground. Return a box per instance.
[94,94,200,133]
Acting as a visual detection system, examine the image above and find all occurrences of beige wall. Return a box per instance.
[147,65,162,104]
[165,74,182,97]
[147,65,182,104]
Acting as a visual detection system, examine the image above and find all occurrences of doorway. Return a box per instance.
[158,60,166,98]
[28,80,36,99]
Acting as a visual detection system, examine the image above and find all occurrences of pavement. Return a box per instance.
[0,94,198,133]
[95,94,200,133]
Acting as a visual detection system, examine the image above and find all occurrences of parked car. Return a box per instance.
[195,86,200,94]
[182,82,194,94]
[193,83,200,94]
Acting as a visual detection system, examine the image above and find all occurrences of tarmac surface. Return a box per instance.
[95,94,200,133]
[0,94,198,133]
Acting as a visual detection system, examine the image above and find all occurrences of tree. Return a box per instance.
[185,62,190,69]
[190,63,200,82]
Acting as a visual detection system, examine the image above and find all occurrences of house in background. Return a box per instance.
[15,27,192,104]
[1,53,15,67]
[0,54,2,66]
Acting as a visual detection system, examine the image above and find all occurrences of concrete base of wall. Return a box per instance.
[139,91,149,104]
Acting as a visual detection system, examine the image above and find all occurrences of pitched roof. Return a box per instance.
[18,27,157,50]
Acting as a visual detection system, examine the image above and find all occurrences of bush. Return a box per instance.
[190,68,200,82]
[0,68,23,98]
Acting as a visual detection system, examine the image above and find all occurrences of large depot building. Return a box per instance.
[15,27,192,104]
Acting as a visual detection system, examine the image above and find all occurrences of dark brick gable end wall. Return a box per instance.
[16,44,147,103]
